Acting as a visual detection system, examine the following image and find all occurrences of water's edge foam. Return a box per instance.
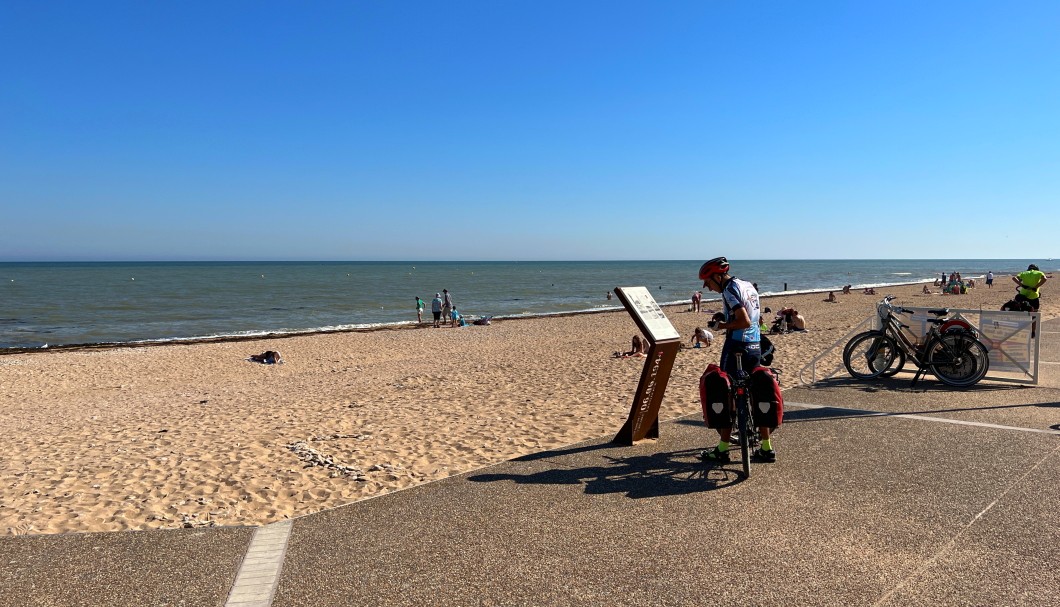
[0,278,939,355]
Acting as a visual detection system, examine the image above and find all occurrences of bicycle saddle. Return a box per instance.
[927,308,949,316]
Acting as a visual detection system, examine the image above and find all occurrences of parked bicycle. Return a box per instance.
[843,296,990,387]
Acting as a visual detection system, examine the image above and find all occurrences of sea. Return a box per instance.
[0,259,1049,351]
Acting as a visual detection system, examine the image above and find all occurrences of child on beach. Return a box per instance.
[690,327,714,348]
[613,335,647,358]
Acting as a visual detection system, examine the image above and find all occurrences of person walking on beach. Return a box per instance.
[697,257,776,463]
[415,297,425,323]
[1012,264,1048,311]
[431,293,443,328]
[442,289,453,323]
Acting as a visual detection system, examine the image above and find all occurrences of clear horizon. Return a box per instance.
[3,1,1059,262]
[0,257,1048,265]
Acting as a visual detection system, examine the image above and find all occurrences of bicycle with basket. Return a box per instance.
[842,295,990,387]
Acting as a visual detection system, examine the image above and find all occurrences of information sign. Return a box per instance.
[613,287,682,445]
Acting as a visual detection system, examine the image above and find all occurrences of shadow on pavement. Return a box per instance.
[782,400,1059,424]
[809,375,1036,393]
[469,449,744,499]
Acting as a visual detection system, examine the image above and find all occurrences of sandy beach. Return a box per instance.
[1,277,1051,536]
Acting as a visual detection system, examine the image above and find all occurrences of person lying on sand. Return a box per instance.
[249,350,283,364]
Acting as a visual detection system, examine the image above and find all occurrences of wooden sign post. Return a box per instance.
[613,286,682,445]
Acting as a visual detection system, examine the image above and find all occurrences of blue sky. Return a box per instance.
[2,1,1058,261]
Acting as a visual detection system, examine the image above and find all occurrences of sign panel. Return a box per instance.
[978,310,1040,381]
[614,286,680,342]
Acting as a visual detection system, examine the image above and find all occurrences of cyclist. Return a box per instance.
[697,257,776,463]
[1012,264,1048,311]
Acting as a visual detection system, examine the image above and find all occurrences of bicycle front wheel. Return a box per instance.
[880,347,907,377]
[844,331,901,379]
[737,397,751,478]
[928,333,990,387]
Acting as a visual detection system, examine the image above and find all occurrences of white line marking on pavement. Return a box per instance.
[225,520,293,607]
[872,441,1060,606]
[785,402,1060,436]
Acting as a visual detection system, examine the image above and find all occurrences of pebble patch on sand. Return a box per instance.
[286,433,373,480]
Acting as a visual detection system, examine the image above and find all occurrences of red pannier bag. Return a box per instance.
[749,366,783,429]
[699,364,734,429]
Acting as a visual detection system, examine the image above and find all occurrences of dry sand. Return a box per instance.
[1,278,1051,535]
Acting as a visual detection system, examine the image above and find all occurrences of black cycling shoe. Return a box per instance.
[752,448,777,462]
[699,446,731,462]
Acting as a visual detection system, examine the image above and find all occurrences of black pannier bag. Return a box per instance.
[699,364,734,429]
[759,334,775,366]
[749,366,783,429]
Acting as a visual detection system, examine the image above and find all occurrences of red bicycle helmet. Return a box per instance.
[699,257,730,286]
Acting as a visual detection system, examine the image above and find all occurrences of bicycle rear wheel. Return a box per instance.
[843,331,901,379]
[737,397,751,478]
[928,333,990,387]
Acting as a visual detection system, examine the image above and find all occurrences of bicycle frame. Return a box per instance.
[729,353,760,478]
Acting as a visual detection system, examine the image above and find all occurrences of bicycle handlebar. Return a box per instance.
[877,295,913,317]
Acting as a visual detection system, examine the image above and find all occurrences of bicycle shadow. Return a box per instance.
[469,448,745,499]
[808,375,1035,393]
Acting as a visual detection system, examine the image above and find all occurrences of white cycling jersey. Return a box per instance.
[721,277,761,344]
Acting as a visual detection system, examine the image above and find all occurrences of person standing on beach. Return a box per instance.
[691,290,702,312]
[442,289,453,323]
[697,257,776,463]
[431,293,443,328]
[986,271,994,288]
[1013,264,1048,311]
[415,297,425,323]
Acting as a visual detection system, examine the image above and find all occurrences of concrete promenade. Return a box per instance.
[3,320,1058,607]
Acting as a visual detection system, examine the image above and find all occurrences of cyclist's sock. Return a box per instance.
[717,440,730,453]
[761,438,773,452]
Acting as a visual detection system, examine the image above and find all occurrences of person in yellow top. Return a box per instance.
[1012,264,1048,311]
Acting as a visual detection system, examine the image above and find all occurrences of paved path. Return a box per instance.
[2,319,1058,607]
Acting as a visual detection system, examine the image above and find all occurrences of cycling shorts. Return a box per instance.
[720,340,761,376]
